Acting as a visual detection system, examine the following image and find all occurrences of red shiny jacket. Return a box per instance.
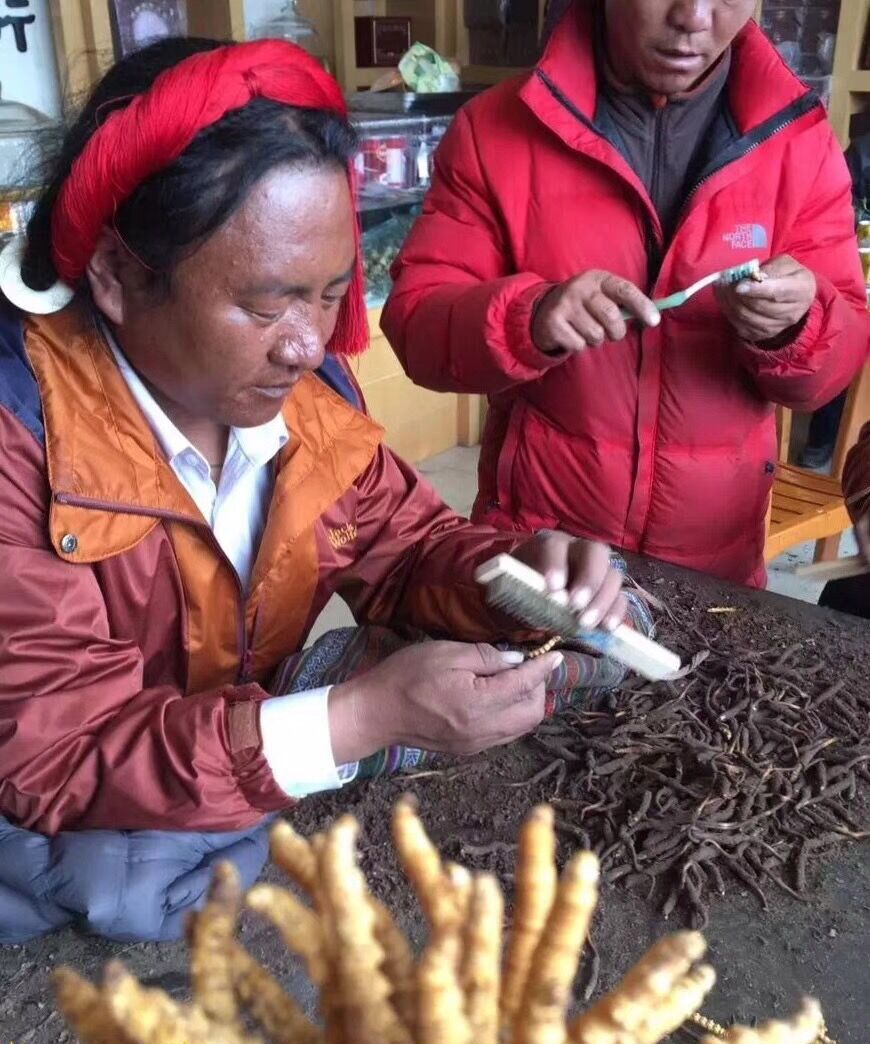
[383,6,869,586]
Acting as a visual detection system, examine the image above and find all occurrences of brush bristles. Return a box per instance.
[483,575,579,636]
[718,260,761,285]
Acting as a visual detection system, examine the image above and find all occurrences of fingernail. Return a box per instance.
[580,609,599,630]
[546,569,568,591]
[736,282,750,295]
[550,651,564,667]
[649,312,661,327]
[500,650,525,665]
[550,589,569,606]
[570,587,592,610]
[604,615,621,632]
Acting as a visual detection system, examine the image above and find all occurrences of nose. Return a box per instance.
[268,310,327,372]
[667,1,714,34]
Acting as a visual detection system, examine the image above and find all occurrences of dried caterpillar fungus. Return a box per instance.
[54,797,831,1044]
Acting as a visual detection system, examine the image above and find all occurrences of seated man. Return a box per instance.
[0,38,632,943]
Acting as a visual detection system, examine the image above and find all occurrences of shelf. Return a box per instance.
[351,67,395,89]
[358,187,426,213]
[847,70,870,93]
[829,0,870,143]
[460,64,528,86]
[333,0,444,95]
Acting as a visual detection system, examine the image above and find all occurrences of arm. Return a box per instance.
[381,108,563,394]
[0,412,289,835]
[331,446,627,642]
[726,136,869,411]
[333,445,524,640]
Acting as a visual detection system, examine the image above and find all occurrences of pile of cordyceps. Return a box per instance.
[54,800,828,1044]
[516,591,869,929]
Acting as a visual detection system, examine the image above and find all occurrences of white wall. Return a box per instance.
[0,0,62,119]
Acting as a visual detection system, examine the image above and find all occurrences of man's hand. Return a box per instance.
[532,270,660,354]
[513,531,627,632]
[715,255,816,344]
[328,642,560,764]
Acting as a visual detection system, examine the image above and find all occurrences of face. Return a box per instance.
[605,0,756,95]
[88,163,356,431]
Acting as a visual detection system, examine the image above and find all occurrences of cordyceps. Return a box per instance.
[54,799,832,1044]
[509,592,870,931]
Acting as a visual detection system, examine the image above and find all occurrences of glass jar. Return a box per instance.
[249,1,329,71]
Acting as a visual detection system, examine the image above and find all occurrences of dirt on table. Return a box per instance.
[2,557,868,1043]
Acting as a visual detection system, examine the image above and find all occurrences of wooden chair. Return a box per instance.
[765,363,870,563]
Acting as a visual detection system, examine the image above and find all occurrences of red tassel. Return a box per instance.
[328,164,369,357]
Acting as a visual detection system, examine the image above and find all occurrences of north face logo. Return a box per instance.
[723,224,768,249]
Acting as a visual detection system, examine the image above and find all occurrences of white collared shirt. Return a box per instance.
[107,332,352,799]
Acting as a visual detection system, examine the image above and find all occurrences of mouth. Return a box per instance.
[252,376,300,399]
[652,48,705,72]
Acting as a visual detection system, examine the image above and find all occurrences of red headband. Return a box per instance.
[52,40,368,356]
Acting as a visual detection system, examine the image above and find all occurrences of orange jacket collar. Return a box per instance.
[24,304,383,565]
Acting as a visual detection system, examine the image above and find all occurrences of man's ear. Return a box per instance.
[85,229,132,324]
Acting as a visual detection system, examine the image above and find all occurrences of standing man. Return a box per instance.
[382,0,869,587]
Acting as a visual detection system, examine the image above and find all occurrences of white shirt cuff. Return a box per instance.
[260,686,357,798]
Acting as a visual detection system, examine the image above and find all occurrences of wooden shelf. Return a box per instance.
[847,70,870,93]
[454,0,546,88]
[50,0,114,101]
[461,65,528,86]
[348,66,392,89]
[51,0,248,100]
[756,0,870,145]
[333,0,446,95]
[829,0,870,144]
[186,0,245,42]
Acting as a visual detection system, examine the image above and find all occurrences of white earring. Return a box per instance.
[0,236,75,315]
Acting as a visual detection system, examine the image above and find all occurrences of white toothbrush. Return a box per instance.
[620,258,764,320]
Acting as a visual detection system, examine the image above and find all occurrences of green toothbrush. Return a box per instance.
[620,258,763,320]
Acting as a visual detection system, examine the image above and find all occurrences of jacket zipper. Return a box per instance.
[535,68,664,292]
[647,107,665,293]
[55,490,253,684]
[673,89,822,234]
[650,107,664,233]
[535,69,822,291]
[534,70,823,548]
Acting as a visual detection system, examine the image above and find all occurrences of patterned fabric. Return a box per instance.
[272,564,654,780]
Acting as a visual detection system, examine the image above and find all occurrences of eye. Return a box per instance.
[244,306,283,323]
[322,289,349,309]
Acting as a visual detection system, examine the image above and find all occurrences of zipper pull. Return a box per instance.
[238,647,255,684]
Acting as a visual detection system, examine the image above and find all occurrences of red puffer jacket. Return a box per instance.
[383,6,869,587]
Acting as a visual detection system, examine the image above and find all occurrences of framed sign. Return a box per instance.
[109,0,188,58]
[0,0,62,119]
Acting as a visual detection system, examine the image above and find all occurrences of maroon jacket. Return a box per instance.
[0,304,523,836]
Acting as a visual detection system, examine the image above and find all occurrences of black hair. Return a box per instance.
[21,36,357,294]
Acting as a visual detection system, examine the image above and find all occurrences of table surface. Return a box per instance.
[1,556,868,1043]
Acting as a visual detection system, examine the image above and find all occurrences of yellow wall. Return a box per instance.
[354,309,460,463]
